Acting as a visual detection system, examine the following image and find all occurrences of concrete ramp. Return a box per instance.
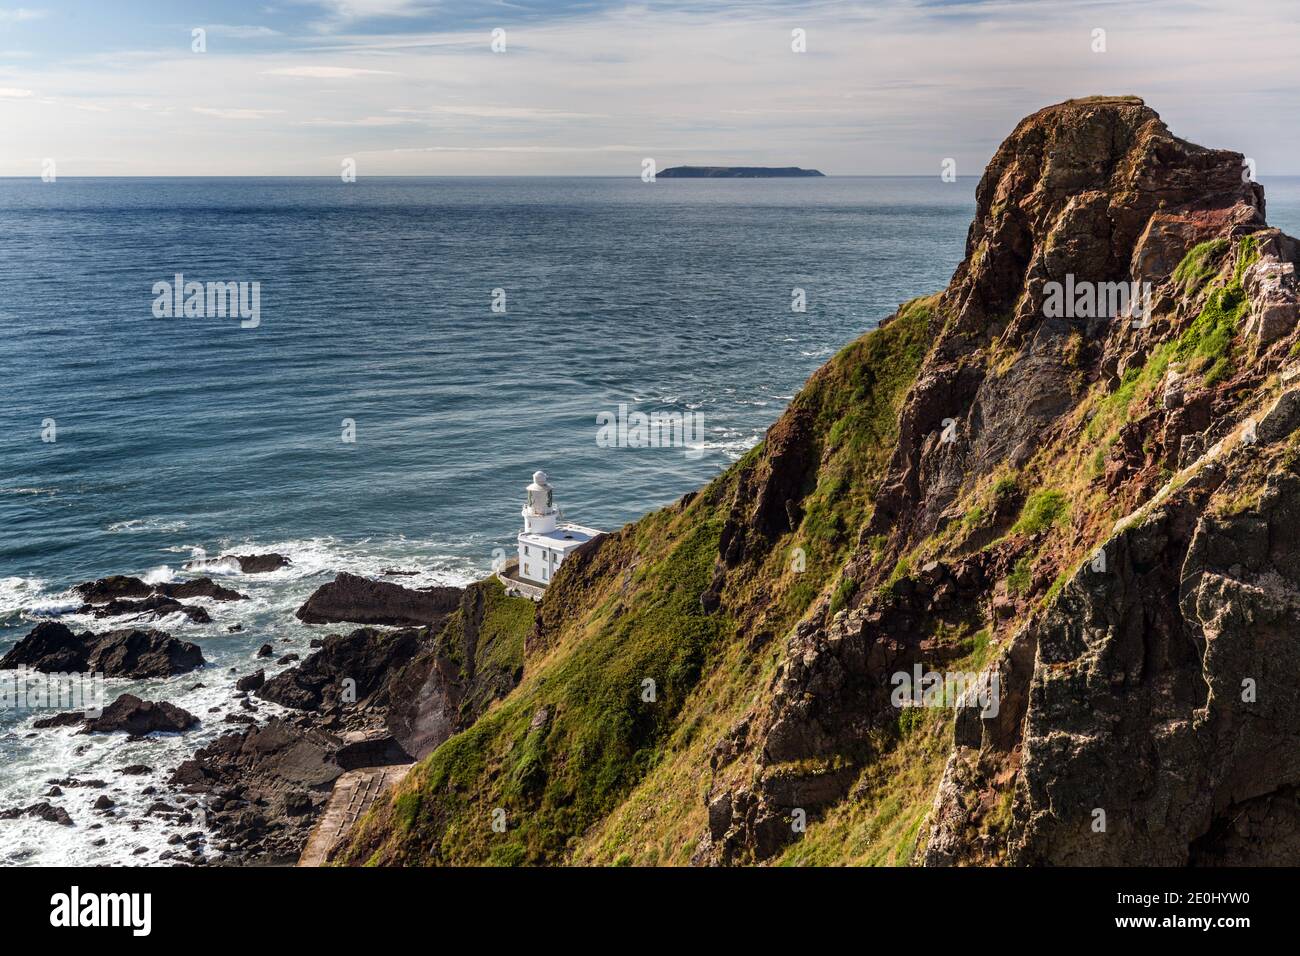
[298,763,411,866]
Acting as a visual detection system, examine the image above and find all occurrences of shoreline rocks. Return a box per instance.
[83,694,199,735]
[258,626,423,713]
[184,553,291,574]
[71,574,246,604]
[169,717,349,864]
[0,621,205,677]
[81,594,212,624]
[295,572,461,628]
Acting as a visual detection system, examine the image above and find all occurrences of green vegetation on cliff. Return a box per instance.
[338,295,937,866]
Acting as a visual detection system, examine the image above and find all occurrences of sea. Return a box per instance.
[2,175,1298,865]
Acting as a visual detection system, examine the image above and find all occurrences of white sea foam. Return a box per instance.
[107,518,189,535]
[141,565,177,586]
[0,576,48,619]
[0,534,484,865]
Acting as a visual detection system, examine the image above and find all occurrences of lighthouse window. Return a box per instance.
[524,546,529,555]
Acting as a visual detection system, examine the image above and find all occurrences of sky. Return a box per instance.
[0,0,1297,176]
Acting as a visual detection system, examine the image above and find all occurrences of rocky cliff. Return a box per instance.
[338,97,1300,866]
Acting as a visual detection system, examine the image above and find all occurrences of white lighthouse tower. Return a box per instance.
[513,470,602,591]
[522,470,558,535]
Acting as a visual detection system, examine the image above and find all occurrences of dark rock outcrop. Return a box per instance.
[384,582,525,760]
[691,97,1295,867]
[83,694,198,735]
[169,717,346,864]
[157,577,247,601]
[258,627,422,713]
[0,802,74,826]
[295,572,461,628]
[236,669,265,693]
[0,622,204,677]
[71,575,152,604]
[82,594,211,624]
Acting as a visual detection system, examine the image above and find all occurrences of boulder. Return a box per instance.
[236,669,265,693]
[0,622,204,678]
[71,575,152,604]
[86,628,204,678]
[157,577,247,601]
[82,694,198,735]
[0,802,74,826]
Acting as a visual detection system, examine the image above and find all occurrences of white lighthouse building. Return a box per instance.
[515,471,601,588]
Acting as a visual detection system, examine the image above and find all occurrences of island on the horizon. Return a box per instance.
[657,165,825,178]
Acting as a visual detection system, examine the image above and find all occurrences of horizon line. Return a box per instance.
[8,173,1300,180]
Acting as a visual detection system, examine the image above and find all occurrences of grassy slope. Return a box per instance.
[430,577,536,725]
[338,295,937,866]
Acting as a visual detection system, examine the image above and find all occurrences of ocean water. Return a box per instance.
[2,174,1298,865]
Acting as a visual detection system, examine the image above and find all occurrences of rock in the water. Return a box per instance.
[0,622,89,673]
[221,553,291,573]
[83,694,198,735]
[82,594,211,624]
[295,572,461,627]
[236,669,265,692]
[158,577,247,601]
[71,575,152,604]
[33,711,87,729]
[87,628,205,678]
[0,802,74,826]
[0,622,204,678]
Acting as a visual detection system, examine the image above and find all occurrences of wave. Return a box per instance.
[106,518,189,535]
[0,576,48,619]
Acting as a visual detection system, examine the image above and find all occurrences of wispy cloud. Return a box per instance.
[392,105,605,120]
[0,8,45,23]
[208,24,282,39]
[0,85,32,96]
[262,65,395,77]
[192,106,285,120]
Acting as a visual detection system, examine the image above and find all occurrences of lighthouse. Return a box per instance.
[512,471,602,591]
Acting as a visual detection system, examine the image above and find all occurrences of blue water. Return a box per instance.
[2,174,1298,864]
[0,176,979,593]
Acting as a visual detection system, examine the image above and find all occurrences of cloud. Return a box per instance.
[207,24,282,39]
[192,106,285,120]
[299,114,414,126]
[262,65,395,77]
[392,105,605,120]
[0,8,45,23]
[303,0,435,32]
[0,85,32,96]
